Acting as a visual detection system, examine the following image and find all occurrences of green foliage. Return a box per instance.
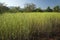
[45,7,53,12]
[34,8,43,12]
[53,6,60,12]
[9,7,20,13]
[0,2,60,13]
[0,3,9,14]
[24,3,36,12]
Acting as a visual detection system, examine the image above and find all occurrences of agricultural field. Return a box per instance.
[0,12,60,40]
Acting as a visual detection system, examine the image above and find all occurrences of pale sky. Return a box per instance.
[0,0,60,9]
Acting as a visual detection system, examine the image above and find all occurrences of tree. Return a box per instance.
[45,7,53,12]
[34,8,43,12]
[0,3,9,14]
[53,6,60,12]
[9,6,20,13]
[24,3,36,12]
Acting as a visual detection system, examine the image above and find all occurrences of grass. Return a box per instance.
[0,12,60,40]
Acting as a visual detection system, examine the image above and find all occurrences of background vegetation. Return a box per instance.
[0,3,60,13]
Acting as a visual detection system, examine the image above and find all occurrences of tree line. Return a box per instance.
[0,3,60,13]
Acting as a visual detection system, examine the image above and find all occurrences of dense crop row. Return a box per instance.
[0,12,60,40]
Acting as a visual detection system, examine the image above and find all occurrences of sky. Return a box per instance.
[0,0,60,9]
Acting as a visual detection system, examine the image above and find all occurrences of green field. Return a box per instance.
[0,12,60,40]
